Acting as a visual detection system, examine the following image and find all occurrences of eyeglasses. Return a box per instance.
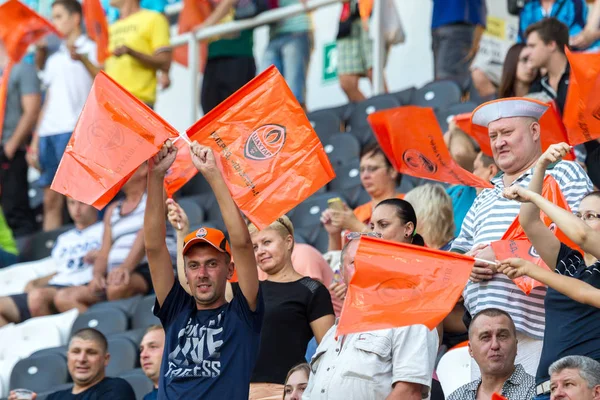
[575,211,600,221]
[346,231,382,241]
[359,165,386,174]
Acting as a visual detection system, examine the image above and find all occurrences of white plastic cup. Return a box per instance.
[13,389,34,400]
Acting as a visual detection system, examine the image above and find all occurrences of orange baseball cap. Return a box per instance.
[182,227,231,256]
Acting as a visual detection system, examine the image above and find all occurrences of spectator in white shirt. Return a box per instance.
[303,231,438,400]
[0,198,102,326]
[27,0,99,231]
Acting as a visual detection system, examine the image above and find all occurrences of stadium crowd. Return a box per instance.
[0,0,600,399]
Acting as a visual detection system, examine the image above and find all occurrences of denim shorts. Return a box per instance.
[38,132,72,187]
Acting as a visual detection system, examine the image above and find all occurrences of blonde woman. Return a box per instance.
[404,184,456,250]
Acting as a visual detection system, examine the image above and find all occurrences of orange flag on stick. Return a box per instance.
[185,66,335,229]
[491,175,580,294]
[563,48,600,145]
[82,0,110,63]
[456,102,574,161]
[172,0,210,71]
[51,71,178,209]
[164,132,197,198]
[336,236,474,336]
[0,0,60,62]
[368,106,493,188]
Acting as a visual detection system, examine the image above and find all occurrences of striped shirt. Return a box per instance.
[451,161,592,339]
[107,193,177,271]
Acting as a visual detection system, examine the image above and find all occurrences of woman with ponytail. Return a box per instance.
[369,198,425,246]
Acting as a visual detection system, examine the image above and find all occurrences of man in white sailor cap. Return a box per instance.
[450,97,593,379]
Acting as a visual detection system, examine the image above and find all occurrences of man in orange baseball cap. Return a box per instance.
[144,139,263,399]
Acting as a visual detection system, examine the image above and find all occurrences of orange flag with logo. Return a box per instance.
[172,0,210,71]
[336,236,473,336]
[563,47,600,145]
[51,71,178,209]
[368,106,493,188]
[82,0,109,64]
[0,0,60,62]
[185,66,335,229]
[491,175,580,294]
[456,102,574,161]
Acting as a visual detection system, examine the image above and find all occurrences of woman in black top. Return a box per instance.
[500,142,600,399]
[247,216,335,398]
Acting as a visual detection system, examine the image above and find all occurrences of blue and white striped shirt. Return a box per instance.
[451,161,593,339]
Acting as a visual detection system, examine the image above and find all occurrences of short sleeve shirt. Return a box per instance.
[154,280,264,399]
[447,364,535,400]
[46,377,136,399]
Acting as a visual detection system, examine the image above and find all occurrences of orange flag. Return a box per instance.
[456,102,574,161]
[492,393,508,400]
[172,0,210,71]
[0,0,60,62]
[82,0,109,64]
[336,236,474,336]
[563,47,600,145]
[185,66,335,229]
[51,71,178,209]
[368,106,493,188]
[491,175,580,294]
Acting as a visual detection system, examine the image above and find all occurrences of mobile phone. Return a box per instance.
[327,197,345,211]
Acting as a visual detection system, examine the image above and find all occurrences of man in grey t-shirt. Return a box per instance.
[0,44,42,236]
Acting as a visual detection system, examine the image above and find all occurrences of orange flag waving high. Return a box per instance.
[172,0,210,70]
[51,71,178,209]
[82,0,109,63]
[0,0,60,62]
[368,106,493,188]
[337,236,474,336]
[563,47,600,145]
[186,66,335,229]
[491,175,580,294]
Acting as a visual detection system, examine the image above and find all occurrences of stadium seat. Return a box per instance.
[346,95,400,131]
[290,192,345,230]
[295,226,330,254]
[390,86,416,105]
[309,103,354,123]
[31,309,80,345]
[0,354,20,399]
[131,295,161,330]
[70,308,128,338]
[29,345,67,359]
[179,173,211,197]
[348,125,375,146]
[329,162,364,208]
[106,337,138,377]
[88,295,142,317]
[18,225,75,263]
[410,80,463,110]
[0,264,39,297]
[119,369,154,400]
[436,345,472,397]
[6,318,62,359]
[177,197,205,228]
[9,353,69,394]
[36,383,73,400]
[109,328,147,348]
[323,134,360,167]
[307,110,342,140]
[435,102,478,133]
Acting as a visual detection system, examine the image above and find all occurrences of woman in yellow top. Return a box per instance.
[320,142,403,251]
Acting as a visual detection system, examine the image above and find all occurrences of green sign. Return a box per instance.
[323,42,338,83]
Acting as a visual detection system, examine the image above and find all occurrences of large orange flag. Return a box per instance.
[185,66,335,229]
[51,71,178,209]
[491,175,580,294]
[0,0,60,62]
[368,106,493,188]
[456,101,574,161]
[82,0,109,64]
[337,236,474,336]
[563,48,600,145]
[172,0,210,71]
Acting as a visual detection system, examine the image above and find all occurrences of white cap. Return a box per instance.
[471,97,549,127]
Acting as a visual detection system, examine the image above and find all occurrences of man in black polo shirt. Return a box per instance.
[524,17,570,114]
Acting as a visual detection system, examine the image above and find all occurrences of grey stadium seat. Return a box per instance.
[10,353,69,394]
[132,295,161,330]
[106,337,138,377]
[70,308,128,338]
[119,369,154,400]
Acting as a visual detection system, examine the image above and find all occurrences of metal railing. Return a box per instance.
[166,0,384,123]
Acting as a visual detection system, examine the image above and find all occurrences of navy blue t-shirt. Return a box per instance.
[142,388,157,400]
[536,243,600,384]
[154,280,264,399]
[46,377,135,399]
